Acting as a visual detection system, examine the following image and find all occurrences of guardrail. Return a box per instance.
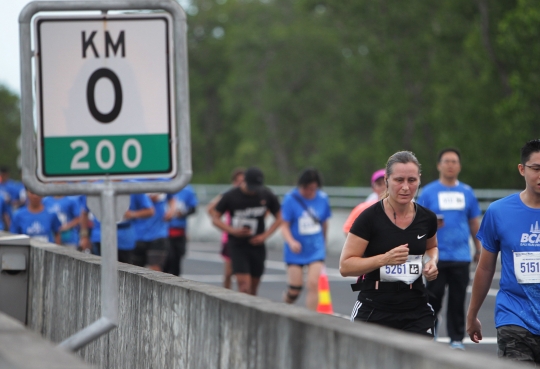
[192,184,519,211]
[25,240,521,369]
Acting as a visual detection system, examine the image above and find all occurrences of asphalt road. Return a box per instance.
[182,242,499,356]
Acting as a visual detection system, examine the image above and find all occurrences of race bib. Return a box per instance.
[438,192,465,211]
[232,217,257,236]
[380,255,423,284]
[513,252,540,284]
[298,213,321,235]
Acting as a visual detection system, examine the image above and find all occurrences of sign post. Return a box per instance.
[19,0,191,352]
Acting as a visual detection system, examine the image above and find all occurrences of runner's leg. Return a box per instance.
[236,274,252,294]
[306,261,324,310]
[446,262,469,342]
[284,265,303,304]
[250,277,261,295]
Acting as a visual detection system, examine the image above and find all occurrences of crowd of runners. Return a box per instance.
[2,139,540,365]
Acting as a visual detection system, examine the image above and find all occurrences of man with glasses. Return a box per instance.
[467,139,540,364]
[418,148,482,350]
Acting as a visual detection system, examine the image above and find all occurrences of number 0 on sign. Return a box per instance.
[34,14,176,181]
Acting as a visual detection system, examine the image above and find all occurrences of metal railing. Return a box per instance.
[192,184,520,211]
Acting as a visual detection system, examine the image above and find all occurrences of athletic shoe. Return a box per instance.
[449,341,465,350]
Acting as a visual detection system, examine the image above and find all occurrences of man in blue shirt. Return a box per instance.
[0,167,26,210]
[418,148,482,350]
[43,196,81,248]
[132,191,173,271]
[11,190,61,244]
[163,185,198,276]
[80,194,154,263]
[468,139,540,364]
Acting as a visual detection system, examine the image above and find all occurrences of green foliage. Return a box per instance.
[0,85,21,178]
[186,0,539,188]
[2,1,539,188]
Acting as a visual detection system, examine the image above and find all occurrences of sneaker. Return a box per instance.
[449,341,465,350]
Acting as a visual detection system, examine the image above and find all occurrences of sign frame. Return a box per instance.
[34,13,177,182]
[19,0,191,197]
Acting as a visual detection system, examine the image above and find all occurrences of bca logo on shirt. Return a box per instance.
[27,221,45,236]
[520,221,540,245]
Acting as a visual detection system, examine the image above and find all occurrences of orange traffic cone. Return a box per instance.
[316,266,334,314]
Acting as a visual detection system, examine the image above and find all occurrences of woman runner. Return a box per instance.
[340,151,439,337]
[281,168,331,310]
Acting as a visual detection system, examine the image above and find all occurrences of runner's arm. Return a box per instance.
[250,210,283,245]
[60,216,80,232]
[210,208,250,237]
[469,217,482,262]
[2,213,9,231]
[280,220,301,252]
[206,195,222,215]
[466,247,498,343]
[423,234,438,281]
[125,207,154,220]
[339,233,409,277]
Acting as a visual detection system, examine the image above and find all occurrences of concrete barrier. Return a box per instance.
[0,310,94,369]
[27,241,522,369]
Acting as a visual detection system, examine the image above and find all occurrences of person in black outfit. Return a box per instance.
[210,167,282,295]
[340,151,439,337]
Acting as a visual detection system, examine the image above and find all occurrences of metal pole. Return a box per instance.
[18,0,190,352]
[59,186,118,351]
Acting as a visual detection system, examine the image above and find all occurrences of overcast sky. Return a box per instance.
[0,0,32,93]
[0,0,189,95]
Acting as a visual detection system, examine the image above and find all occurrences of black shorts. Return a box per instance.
[228,242,266,278]
[132,237,169,268]
[221,242,230,259]
[497,325,540,363]
[351,300,435,337]
[287,259,325,268]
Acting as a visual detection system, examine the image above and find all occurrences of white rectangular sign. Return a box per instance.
[34,14,176,181]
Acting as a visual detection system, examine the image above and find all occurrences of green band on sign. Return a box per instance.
[43,134,171,176]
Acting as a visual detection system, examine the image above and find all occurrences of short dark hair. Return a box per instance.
[0,166,9,174]
[520,139,540,165]
[297,168,322,188]
[437,148,461,163]
[230,167,245,182]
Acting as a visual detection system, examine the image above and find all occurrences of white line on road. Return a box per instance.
[187,251,356,281]
[187,251,500,295]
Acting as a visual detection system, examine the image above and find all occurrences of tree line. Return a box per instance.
[187,0,539,188]
[1,0,538,189]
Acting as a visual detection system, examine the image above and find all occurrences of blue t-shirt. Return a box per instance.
[281,188,331,265]
[2,180,25,206]
[132,193,169,242]
[477,193,540,334]
[43,196,81,246]
[168,185,198,230]
[0,196,9,231]
[10,207,61,243]
[87,194,153,250]
[417,180,481,262]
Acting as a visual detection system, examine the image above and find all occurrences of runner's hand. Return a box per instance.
[230,227,252,238]
[288,239,302,253]
[384,244,409,265]
[423,259,438,281]
[249,234,266,245]
[466,317,483,343]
